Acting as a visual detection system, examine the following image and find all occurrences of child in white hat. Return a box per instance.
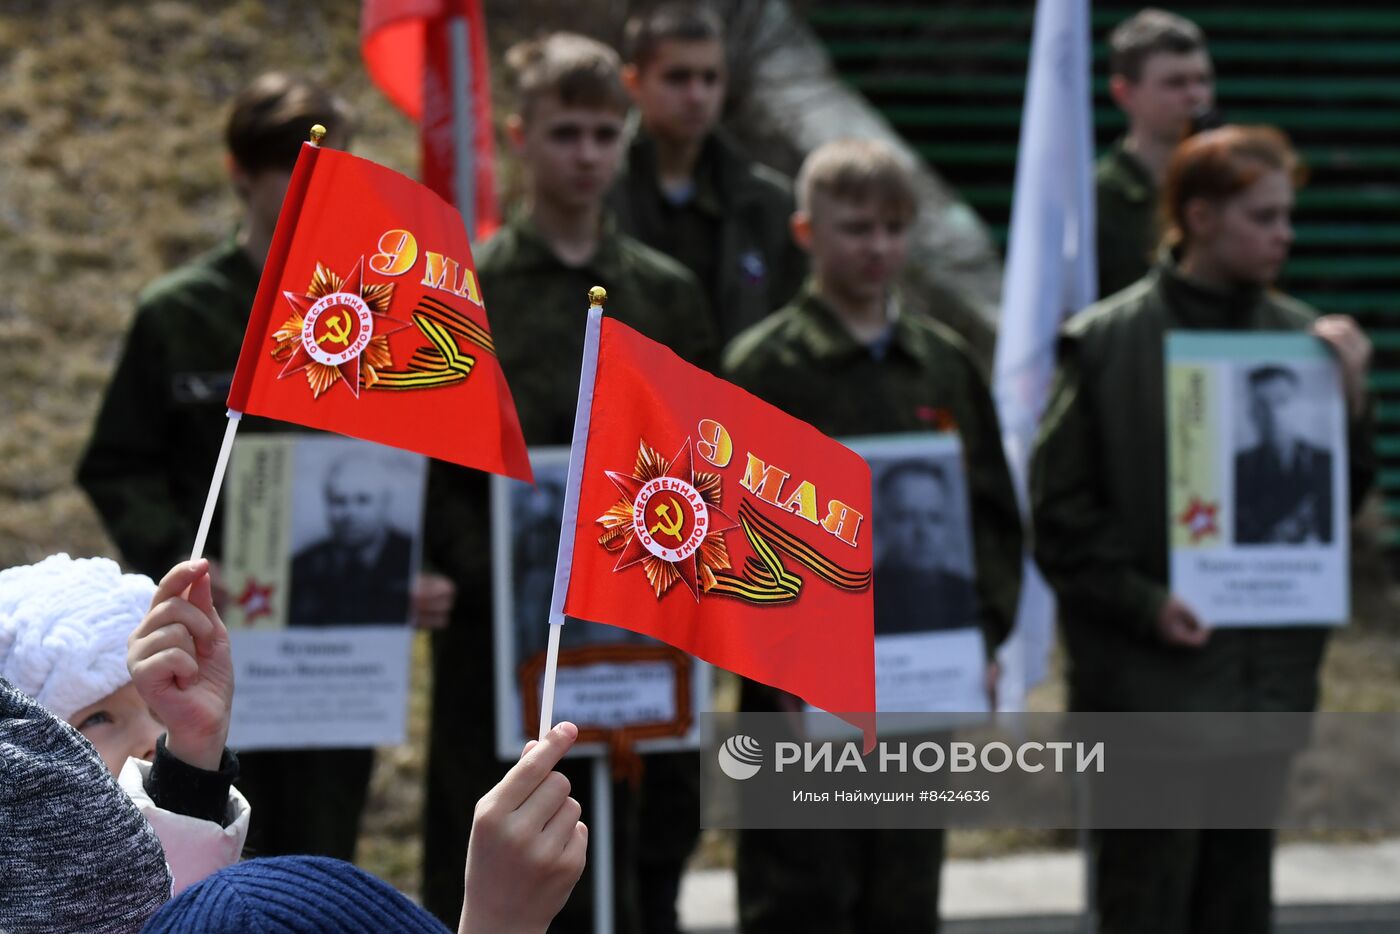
[0,554,247,893]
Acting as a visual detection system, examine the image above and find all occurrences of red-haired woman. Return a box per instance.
[1030,125,1373,934]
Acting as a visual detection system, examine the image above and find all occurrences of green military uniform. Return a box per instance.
[611,131,806,342]
[1030,260,1375,934]
[421,215,716,931]
[1096,139,1158,300]
[76,236,375,862]
[610,128,806,933]
[721,284,1024,934]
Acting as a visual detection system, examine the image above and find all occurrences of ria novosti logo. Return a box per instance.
[718,734,764,780]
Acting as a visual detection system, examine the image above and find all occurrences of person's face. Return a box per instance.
[509,95,625,214]
[1248,375,1300,448]
[231,130,347,232]
[1114,50,1214,144]
[881,472,949,572]
[795,195,911,307]
[1185,168,1295,286]
[69,683,162,775]
[325,464,390,548]
[626,39,726,146]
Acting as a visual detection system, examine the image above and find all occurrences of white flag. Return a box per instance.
[992,0,1097,702]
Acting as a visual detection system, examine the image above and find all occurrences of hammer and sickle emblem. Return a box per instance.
[648,497,686,542]
[316,311,354,347]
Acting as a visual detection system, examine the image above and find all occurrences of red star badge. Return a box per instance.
[236,579,275,624]
[1178,497,1220,543]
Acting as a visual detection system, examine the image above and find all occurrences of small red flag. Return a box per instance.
[226,142,530,482]
[361,0,500,239]
[554,311,876,748]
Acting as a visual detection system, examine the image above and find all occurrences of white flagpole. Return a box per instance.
[447,15,476,237]
[537,287,609,934]
[539,288,606,739]
[991,0,1097,703]
[189,410,242,561]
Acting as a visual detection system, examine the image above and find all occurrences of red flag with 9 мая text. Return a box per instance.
[562,316,875,748]
[226,142,530,482]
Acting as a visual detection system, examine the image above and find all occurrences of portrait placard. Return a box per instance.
[492,447,710,761]
[221,434,428,748]
[805,433,989,734]
[1167,332,1348,626]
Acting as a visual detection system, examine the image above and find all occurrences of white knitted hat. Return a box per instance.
[0,554,156,722]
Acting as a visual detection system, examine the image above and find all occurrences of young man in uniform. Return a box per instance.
[612,1,804,342]
[722,138,1023,934]
[1097,9,1214,297]
[420,33,715,930]
[76,74,440,862]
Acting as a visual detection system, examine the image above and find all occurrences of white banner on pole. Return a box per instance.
[991,0,1097,700]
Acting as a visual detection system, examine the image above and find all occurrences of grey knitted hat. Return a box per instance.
[0,676,172,933]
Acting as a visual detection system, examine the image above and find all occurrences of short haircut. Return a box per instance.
[623,2,725,69]
[225,72,353,176]
[1162,124,1305,248]
[878,459,949,503]
[1109,9,1207,82]
[796,138,918,221]
[504,33,630,118]
[1247,365,1300,390]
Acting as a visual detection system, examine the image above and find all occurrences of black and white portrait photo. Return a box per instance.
[287,441,426,627]
[507,462,649,662]
[871,454,979,636]
[1233,364,1335,546]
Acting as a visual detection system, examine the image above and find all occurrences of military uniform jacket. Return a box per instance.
[77,238,293,577]
[611,132,806,342]
[1095,139,1158,300]
[1030,261,1375,712]
[721,284,1024,658]
[425,216,717,633]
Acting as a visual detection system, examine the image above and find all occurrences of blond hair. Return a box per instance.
[796,138,917,221]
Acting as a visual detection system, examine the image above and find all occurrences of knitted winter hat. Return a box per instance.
[0,554,155,720]
[0,676,172,933]
[141,856,452,933]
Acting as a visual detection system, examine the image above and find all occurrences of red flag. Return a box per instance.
[361,0,500,239]
[226,142,530,482]
[555,311,876,748]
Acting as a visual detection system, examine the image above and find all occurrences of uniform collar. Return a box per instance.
[791,283,923,364]
[628,131,733,216]
[1108,138,1155,204]
[499,212,627,283]
[1155,254,1265,329]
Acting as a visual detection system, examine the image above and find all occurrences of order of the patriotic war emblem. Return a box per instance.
[597,438,739,600]
[272,256,409,398]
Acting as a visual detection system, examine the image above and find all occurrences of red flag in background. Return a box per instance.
[361,0,500,239]
[226,141,530,481]
[555,312,876,749]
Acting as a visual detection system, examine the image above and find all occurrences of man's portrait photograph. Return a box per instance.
[287,440,427,627]
[871,454,979,636]
[1233,364,1336,546]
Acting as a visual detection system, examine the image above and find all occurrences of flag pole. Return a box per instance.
[446,14,476,237]
[539,286,607,740]
[192,123,328,563]
[189,410,243,561]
